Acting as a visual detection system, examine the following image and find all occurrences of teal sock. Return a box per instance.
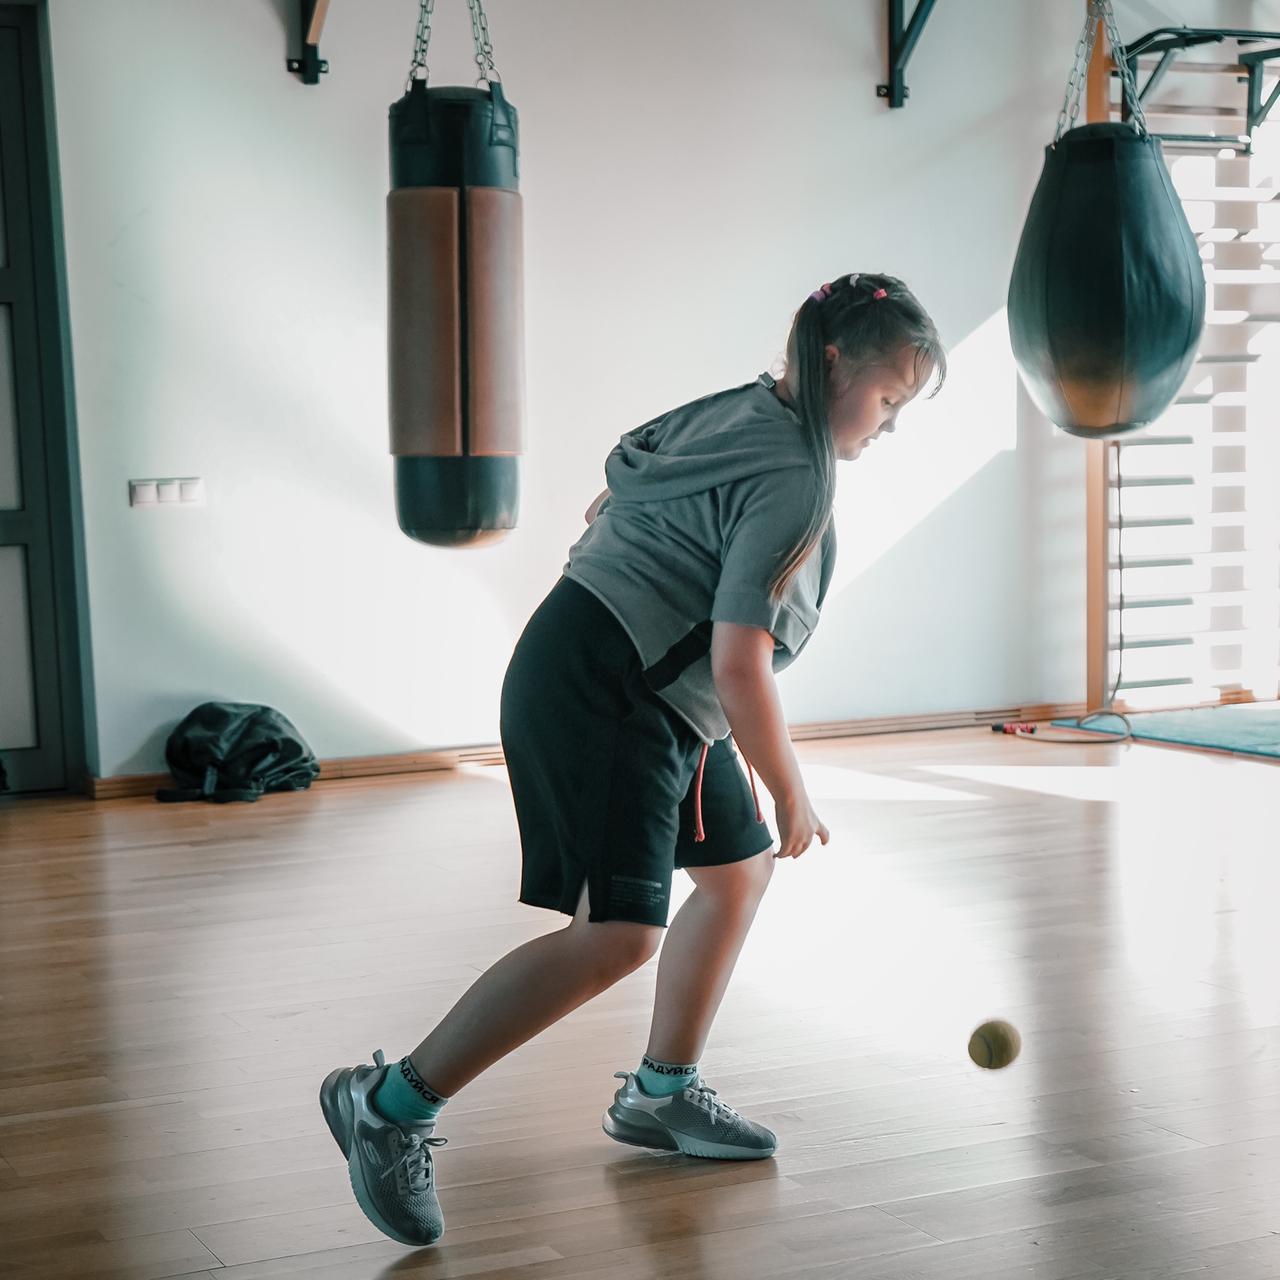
[635,1053,700,1097]
[372,1055,450,1127]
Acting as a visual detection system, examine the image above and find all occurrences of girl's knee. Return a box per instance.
[565,881,663,972]
[687,848,774,905]
[566,911,663,973]
[607,921,664,971]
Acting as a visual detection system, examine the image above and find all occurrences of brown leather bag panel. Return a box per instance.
[466,188,525,457]
[388,188,462,457]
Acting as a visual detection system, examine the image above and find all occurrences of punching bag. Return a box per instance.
[388,71,524,546]
[1008,124,1204,439]
[1008,4,1205,440]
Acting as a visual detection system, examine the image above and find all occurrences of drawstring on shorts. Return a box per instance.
[692,742,709,842]
[692,736,765,843]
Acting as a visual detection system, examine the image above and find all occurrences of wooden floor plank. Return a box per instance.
[2,729,1278,1278]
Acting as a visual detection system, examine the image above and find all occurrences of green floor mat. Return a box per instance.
[1052,702,1280,759]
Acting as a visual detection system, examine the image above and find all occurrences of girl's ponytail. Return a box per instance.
[768,272,946,600]
[769,296,837,600]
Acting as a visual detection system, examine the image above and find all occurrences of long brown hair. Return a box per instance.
[770,272,947,599]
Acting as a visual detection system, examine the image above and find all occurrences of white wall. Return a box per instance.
[45,0,1260,777]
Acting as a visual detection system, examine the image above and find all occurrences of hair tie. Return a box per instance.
[810,277,886,302]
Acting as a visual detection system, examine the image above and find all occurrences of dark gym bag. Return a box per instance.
[155,702,321,803]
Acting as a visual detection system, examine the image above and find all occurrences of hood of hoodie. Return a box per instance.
[603,374,817,502]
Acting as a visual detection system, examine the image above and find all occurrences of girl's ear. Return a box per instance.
[824,344,852,395]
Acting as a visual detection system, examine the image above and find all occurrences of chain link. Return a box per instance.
[1099,0,1149,135]
[1054,1,1147,145]
[1054,4,1100,144]
[406,0,436,93]
[405,0,501,93]
[467,0,501,84]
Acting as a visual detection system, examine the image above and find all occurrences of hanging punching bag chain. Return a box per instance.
[405,0,501,93]
[1096,0,1148,137]
[1053,1,1148,147]
[466,0,501,85]
[406,0,437,93]
[1054,4,1100,145]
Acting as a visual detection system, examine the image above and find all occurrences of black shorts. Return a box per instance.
[499,576,775,928]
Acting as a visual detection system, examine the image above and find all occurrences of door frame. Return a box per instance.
[0,0,93,795]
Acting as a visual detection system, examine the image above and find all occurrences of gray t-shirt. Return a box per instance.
[563,372,836,743]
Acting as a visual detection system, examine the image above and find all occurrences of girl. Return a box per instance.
[320,271,946,1247]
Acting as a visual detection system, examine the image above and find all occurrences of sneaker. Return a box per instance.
[602,1070,777,1160]
[319,1048,448,1246]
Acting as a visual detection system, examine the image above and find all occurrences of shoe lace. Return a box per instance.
[383,1129,448,1195]
[683,1081,740,1128]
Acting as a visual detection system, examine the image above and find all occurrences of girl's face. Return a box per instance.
[825,343,924,462]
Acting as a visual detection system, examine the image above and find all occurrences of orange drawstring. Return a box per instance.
[692,742,710,842]
[727,734,765,824]
[694,739,766,843]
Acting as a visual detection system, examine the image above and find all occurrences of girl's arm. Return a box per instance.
[584,487,610,523]
[711,622,828,860]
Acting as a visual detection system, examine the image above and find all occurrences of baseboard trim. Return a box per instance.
[83,701,1090,800]
[786,701,1090,741]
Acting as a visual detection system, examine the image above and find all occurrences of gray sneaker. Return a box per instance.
[602,1070,777,1159]
[319,1048,448,1246]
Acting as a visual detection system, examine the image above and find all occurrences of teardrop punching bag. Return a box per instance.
[388,71,524,546]
[1008,17,1205,439]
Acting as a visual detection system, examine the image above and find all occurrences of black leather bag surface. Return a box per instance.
[1008,122,1205,438]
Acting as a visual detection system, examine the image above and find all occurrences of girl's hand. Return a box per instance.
[774,791,829,860]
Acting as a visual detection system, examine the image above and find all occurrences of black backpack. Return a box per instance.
[155,702,321,803]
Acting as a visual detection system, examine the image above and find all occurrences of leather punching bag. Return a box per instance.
[1007,121,1205,439]
[388,79,524,546]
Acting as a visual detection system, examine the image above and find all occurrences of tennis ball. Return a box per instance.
[968,1019,1021,1069]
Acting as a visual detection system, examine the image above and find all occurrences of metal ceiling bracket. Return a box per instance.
[1240,47,1280,138]
[1121,26,1280,154]
[286,0,330,85]
[878,0,939,108]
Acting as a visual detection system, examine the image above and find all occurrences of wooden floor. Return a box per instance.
[2,728,1279,1280]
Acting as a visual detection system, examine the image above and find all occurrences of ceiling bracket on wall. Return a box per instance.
[877,0,938,108]
[286,0,331,85]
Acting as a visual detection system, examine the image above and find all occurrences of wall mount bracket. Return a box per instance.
[878,0,939,108]
[286,0,331,85]
[1121,27,1280,155]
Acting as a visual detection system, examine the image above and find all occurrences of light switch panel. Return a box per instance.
[130,478,206,507]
